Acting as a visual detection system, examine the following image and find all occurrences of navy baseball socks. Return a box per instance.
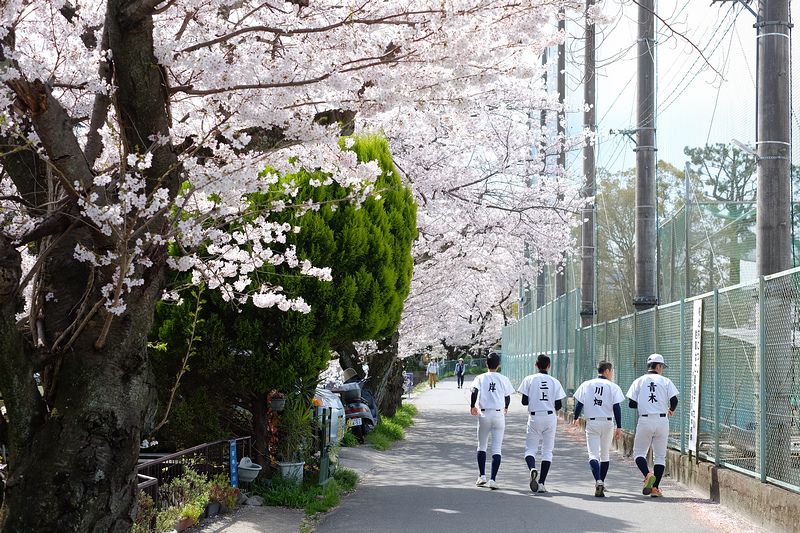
[590,459,601,481]
[600,461,609,481]
[537,460,551,492]
[490,454,501,480]
[476,451,487,486]
[637,456,656,495]
[525,456,538,492]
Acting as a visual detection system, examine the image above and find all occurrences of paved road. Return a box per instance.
[316,376,762,533]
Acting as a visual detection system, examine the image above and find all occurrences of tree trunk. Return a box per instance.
[335,334,403,417]
[0,234,162,532]
[250,393,273,475]
[370,333,403,418]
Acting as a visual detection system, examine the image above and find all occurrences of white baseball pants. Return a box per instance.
[633,416,670,465]
[525,414,557,461]
[585,418,614,462]
[476,410,505,455]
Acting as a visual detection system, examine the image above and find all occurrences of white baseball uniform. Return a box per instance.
[472,371,514,455]
[574,376,625,462]
[518,372,566,462]
[627,372,679,465]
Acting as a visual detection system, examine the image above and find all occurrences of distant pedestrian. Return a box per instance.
[518,354,566,493]
[455,358,466,389]
[470,352,514,490]
[626,353,679,498]
[572,361,624,497]
[427,358,439,388]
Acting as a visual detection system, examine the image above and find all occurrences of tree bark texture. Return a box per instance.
[0,0,179,530]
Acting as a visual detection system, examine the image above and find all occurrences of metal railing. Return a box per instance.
[503,270,800,494]
[137,436,253,509]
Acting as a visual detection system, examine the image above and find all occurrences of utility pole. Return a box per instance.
[580,0,596,328]
[556,10,567,300]
[754,0,792,485]
[537,49,549,311]
[633,0,657,312]
[756,0,791,274]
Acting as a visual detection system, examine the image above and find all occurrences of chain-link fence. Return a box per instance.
[436,358,487,378]
[502,273,800,493]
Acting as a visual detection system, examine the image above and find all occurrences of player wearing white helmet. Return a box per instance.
[518,354,566,494]
[627,353,679,498]
[470,352,514,490]
[572,361,624,497]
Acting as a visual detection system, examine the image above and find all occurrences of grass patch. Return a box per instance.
[340,428,359,447]
[253,467,360,516]
[364,402,419,450]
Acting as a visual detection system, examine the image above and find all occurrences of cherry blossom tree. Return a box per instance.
[390,100,588,357]
[0,0,588,529]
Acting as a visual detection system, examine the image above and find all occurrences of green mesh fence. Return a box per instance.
[503,273,800,492]
[657,202,800,306]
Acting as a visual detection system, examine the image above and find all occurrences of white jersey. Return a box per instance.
[518,372,566,413]
[574,377,624,418]
[427,361,438,373]
[471,371,514,410]
[626,372,679,416]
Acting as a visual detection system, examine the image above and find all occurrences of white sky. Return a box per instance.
[555,0,796,177]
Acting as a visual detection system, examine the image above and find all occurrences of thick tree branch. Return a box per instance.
[84,27,113,168]
[179,12,431,54]
[5,77,94,203]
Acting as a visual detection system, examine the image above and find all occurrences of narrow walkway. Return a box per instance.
[315,376,766,533]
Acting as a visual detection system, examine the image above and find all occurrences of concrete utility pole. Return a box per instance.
[556,11,567,299]
[756,0,791,275]
[633,0,657,312]
[537,49,549,311]
[754,0,792,485]
[580,0,596,327]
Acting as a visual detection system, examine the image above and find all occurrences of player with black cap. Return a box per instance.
[626,353,679,498]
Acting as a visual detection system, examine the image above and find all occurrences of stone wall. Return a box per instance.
[563,411,799,533]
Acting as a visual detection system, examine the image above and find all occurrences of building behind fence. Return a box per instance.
[502,269,800,494]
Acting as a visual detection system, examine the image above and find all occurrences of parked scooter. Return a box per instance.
[332,368,379,443]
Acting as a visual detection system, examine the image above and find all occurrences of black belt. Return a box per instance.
[530,411,553,415]
[589,417,612,421]
[481,409,501,411]
[641,413,666,418]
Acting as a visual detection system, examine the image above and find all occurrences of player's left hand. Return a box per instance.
[573,419,579,428]
[614,427,622,440]
[667,409,674,417]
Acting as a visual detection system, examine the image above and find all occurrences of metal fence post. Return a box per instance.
[654,305,659,355]
[758,276,767,482]
[680,298,686,454]
[713,289,720,466]
[632,311,637,371]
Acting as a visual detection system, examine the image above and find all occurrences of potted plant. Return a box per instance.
[206,473,239,516]
[270,392,286,411]
[178,502,203,529]
[273,398,316,485]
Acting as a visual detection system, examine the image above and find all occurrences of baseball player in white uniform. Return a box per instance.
[572,361,624,497]
[518,354,566,493]
[627,353,679,498]
[470,352,514,490]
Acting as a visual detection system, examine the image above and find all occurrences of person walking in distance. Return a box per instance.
[518,354,566,493]
[455,358,466,389]
[627,353,679,498]
[470,352,514,490]
[572,361,624,497]
[427,357,439,388]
